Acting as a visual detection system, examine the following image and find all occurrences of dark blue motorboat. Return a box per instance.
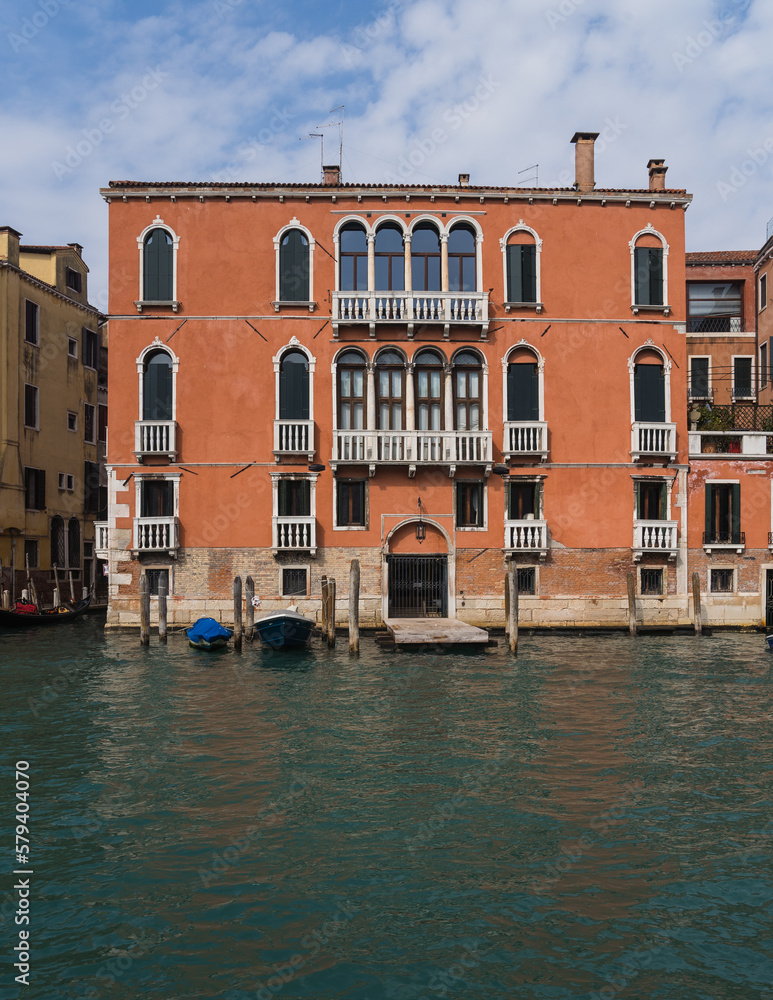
[187,617,232,650]
[254,609,314,649]
[767,634,773,652]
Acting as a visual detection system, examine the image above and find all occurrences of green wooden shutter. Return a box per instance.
[660,482,667,520]
[705,485,713,542]
[731,483,741,542]
[353,482,363,525]
[144,358,172,420]
[649,249,664,305]
[280,230,309,301]
[506,245,521,302]
[279,353,309,419]
[522,246,537,302]
[634,365,665,422]
[337,482,348,525]
[507,364,539,421]
[144,229,173,301]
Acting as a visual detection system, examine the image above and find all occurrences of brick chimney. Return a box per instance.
[322,164,341,186]
[458,173,470,186]
[570,132,600,193]
[0,226,21,267]
[648,158,668,191]
[67,242,83,257]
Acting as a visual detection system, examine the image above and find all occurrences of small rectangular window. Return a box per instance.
[456,482,484,527]
[84,403,96,444]
[24,467,45,510]
[98,404,108,442]
[278,479,311,517]
[760,273,767,312]
[508,481,539,520]
[66,267,82,292]
[711,568,734,593]
[636,481,666,520]
[517,567,536,595]
[24,540,38,569]
[733,357,754,399]
[144,568,169,596]
[58,473,74,492]
[337,480,366,527]
[67,411,77,432]
[282,568,308,597]
[760,343,768,390]
[68,338,78,358]
[689,357,710,400]
[705,483,742,545]
[24,384,38,428]
[82,328,99,369]
[641,568,663,595]
[25,300,39,345]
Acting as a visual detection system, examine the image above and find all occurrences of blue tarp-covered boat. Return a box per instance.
[254,609,314,649]
[187,617,232,650]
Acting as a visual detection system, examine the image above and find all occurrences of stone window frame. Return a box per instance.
[333,477,369,531]
[280,565,310,598]
[272,219,316,311]
[136,339,180,422]
[638,565,665,597]
[136,216,181,311]
[454,478,487,532]
[627,340,673,426]
[629,224,670,315]
[501,340,545,422]
[500,222,543,312]
[709,566,736,595]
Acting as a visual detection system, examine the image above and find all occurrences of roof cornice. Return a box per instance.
[0,261,102,318]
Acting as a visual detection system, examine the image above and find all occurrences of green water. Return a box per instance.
[1,620,772,999]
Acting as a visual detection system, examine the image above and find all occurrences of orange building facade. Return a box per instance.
[100,133,747,630]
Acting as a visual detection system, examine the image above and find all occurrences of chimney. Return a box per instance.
[570,131,600,193]
[322,164,341,186]
[67,242,83,257]
[458,173,470,186]
[647,158,668,192]
[0,226,21,267]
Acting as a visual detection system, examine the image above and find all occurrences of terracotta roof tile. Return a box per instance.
[686,250,757,265]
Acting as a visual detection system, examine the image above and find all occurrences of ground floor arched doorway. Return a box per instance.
[384,519,450,619]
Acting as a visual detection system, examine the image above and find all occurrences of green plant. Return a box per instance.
[697,406,734,431]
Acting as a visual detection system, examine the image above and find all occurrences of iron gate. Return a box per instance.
[766,571,773,629]
[387,555,448,618]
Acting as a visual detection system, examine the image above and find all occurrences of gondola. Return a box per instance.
[0,595,92,627]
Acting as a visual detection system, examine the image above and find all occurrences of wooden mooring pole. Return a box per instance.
[627,572,637,636]
[233,576,243,651]
[327,577,336,648]
[349,560,360,655]
[245,575,255,641]
[507,566,518,655]
[158,578,168,644]
[321,575,328,634]
[692,572,702,635]
[139,574,150,646]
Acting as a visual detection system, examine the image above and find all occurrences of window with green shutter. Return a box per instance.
[634,246,664,306]
[143,228,173,301]
[279,350,309,420]
[279,229,310,301]
[506,243,537,303]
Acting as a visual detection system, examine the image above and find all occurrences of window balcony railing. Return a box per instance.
[94,521,109,560]
[273,516,316,556]
[631,422,677,461]
[331,429,492,475]
[687,315,742,334]
[503,421,548,461]
[633,519,678,560]
[687,384,714,402]
[273,419,315,460]
[702,530,745,553]
[135,420,177,462]
[133,516,179,556]
[504,518,548,557]
[331,290,489,336]
[732,386,756,401]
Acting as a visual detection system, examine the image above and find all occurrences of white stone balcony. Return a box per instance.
[95,521,109,560]
[135,420,177,462]
[273,516,317,556]
[504,518,549,558]
[273,419,315,460]
[688,431,772,459]
[331,429,492,476]
[631,422,677,461]
[332,290,489,337]
[132,516,179,556]
[633,519,678,561]
[503,421,549,461]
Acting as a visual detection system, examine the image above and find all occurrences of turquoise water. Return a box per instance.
[2,619,773,999]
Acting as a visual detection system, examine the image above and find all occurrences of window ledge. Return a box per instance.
[272,300,317,313]
[631,304,671,316]
[504,301,543,313]
[703,542,745,554]
[135,300,180,313]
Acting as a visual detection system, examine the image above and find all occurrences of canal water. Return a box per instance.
[2,618,772,999]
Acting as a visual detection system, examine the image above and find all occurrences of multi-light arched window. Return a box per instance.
[630,226,668,310]
[137,218,179,306]
[448,224,477,292]
[336,349,367,429]
[411,223,441,291]
[452,350,483,429]
[375,349,405,430]
[340,223,368,291]
[414,349,444,430]
[50,515,65,570]
[502,225,541,307]
[50,514,80,577]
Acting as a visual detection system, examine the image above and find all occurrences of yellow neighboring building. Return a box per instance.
[0,226,106,606]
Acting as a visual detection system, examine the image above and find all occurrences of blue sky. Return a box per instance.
[1,0,772,309]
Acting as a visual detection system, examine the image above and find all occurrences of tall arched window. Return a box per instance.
[68,517,81,569]
[448,225,477,292]
[337,350,367,429]
[143,228,173,301]
[374,224,405,291]
[414,350,444,430]
[411,223,441,291]
[505,230,538,304]
[633,349,666,422]
[375,349,405,430]
[279,229,310,301]
[279,349,309,419]
[340,223,368,291]
[630,228,668,309]
[50,515,65,570]
[143,350,173,420]
[453,351,482,430]
[506,347,540,421]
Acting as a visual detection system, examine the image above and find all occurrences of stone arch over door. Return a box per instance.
[382,517,455,620]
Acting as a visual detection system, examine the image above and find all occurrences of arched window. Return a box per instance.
[337,350,367,429]
[448,225,477,292]
[633,348,666,422]
[279,229,310,301]
[375,349,405,430]
[411,223,441,291]
[414,350,444,430]
[506,348,539,421]
[68,517,80,568]
[505,230,538,304]
[50,516,65,570]
[143,228,173,301]
[279,349,309,419]
[631,228,668,308]
[374,224,405,291]
[340,223,368,291]
[453,351,482,430]
[143,350,173,420]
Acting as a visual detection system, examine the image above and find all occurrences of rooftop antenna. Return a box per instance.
[317,105,344,177]
[300,132,324,178]
[517,163,539,187]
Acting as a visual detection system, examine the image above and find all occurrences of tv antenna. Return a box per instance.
[317,104,344,176]
[517,163,539,187]
[300,132,324,176]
